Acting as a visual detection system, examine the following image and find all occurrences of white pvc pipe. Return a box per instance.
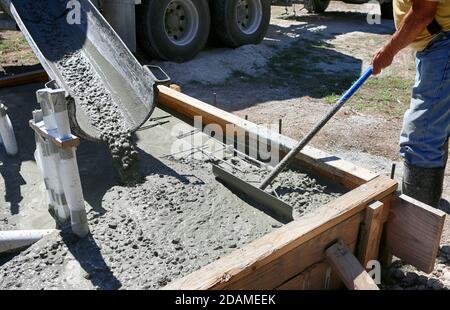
[0,229,57,254]
[33,110,56,215]
[59,147,89,238]
[35,144,56,215]
[36,89,57,134]
[34,147,43,172]
[52,90,71,140]
[46,142,70,222]
[37,88,89,237]
[49,89,89,237]
[0,104,18,156]
[35,97,70,223]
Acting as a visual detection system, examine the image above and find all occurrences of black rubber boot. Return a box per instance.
[402,162,445,208]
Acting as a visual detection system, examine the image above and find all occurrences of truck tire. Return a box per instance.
[211,0,271,48]
[380,0,394,20]
[304,0,331,13]
[137,0,210,62]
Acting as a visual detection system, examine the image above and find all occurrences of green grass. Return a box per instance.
[264,35,413,117]
[325,76,413,117]
[0,32,37,66]
[0,34,28,53]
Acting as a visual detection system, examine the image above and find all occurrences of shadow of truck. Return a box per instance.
[272,0,394,19]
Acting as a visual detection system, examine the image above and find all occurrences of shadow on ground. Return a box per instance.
[0,84,39,215]
[439,199,450,214]
[281,10,395,36]
[183,28,363,112]
[62,231,121,290]
[0,151,24,215]
[177,11,395,111]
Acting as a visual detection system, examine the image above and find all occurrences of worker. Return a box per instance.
[371,0,450,208]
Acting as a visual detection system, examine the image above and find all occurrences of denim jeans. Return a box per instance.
[399,31,450,168]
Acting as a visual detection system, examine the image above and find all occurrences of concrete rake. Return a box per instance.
[213,67,373,222]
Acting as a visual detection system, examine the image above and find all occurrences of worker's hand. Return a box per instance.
[371,45,395,75]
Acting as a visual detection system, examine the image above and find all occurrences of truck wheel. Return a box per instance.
[380,0,394,20]
[137,0,210,62]
[304,0,331,13]
[212,0,271,48]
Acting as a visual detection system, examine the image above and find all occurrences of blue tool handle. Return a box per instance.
[338,67,373,103]
[260,67,373,189]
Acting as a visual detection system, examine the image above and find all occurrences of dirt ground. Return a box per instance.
[0,2,449,289]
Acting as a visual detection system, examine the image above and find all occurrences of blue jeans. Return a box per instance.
[400,31,450,168]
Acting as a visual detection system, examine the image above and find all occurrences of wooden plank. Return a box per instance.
[0,70,48,88]
[377,195,394,267]
[325,240,379,290]
[219,214,361,290]
[164,175,397,290]
[276,263,342,290]
[0,18,17,31]
[385,194,446,273]
[157,85,377,189]
[357,201,385,268]
[29,120,80,149]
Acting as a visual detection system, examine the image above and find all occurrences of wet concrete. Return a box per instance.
[229,161,343,219]
[0,82,346,289]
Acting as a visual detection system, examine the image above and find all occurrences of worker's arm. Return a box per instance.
[372,0,438,75]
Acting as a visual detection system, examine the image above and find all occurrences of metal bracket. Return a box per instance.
[144,65,171,85]
[212,164,293,224]
[45,79,59,90]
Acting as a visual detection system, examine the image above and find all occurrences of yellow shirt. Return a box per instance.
[394,0,450,51]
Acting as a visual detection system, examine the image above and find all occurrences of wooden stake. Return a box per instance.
[169,84,182,92]
[357,201,385,268]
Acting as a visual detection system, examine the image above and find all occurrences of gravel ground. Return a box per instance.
[382,246,450,290]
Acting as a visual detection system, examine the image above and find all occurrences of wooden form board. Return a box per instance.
[156,85,444,288]
[29,120,80,149]
[384,194,446,273]
[0,70,48,88]
[165,176,397,290]
[326,240,379,290]
[276,262,340,290]
[223,214,362,290]
[157,85,377,189]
